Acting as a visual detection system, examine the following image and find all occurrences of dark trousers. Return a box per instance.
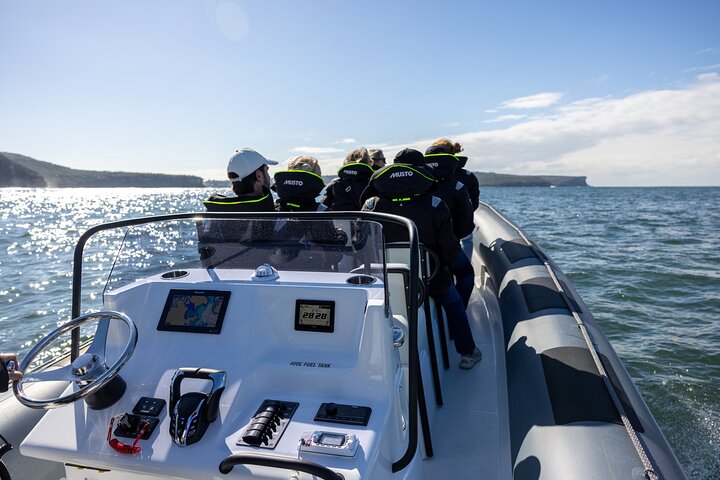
[433,284,477,356]
[450,250,474,308]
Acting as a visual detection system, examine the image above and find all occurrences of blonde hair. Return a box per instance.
[288,156,322,175]
[431,138,463,154]
[344,148,371,165]
[368,149,385,161]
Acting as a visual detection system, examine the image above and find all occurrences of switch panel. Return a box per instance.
[133,397,166,417]
[114,413,160,440]
[314,402,371,426]
[236,400,298,449]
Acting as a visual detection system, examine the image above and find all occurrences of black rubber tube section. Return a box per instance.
[218,453,343,479]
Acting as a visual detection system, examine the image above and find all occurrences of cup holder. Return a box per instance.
[346,274,376,285]
[161,270,188,280]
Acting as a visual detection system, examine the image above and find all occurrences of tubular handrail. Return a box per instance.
[69,211,420,473]
[218,453,343,479]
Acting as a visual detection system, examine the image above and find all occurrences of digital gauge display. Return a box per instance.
[319,433,345,446]
[295,300,335,333]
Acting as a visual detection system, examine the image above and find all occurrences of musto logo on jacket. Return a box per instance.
[274,170,324,204]
[369,164,436,197]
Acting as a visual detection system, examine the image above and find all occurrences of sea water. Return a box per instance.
[0,186,718,478]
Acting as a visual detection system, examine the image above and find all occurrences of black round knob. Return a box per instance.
[325,403,338,416]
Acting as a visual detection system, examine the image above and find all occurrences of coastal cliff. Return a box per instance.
[2,152,588,188]
[1,152,204,188]
[315,172,588,187]
[474,171,588,187]
[0,155,47,187]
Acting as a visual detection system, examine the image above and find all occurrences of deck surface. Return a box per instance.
[422,262,511,479]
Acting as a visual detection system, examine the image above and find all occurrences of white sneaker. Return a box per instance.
[459,348,482,369]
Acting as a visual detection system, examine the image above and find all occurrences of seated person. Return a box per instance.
[322,149,375,211]
[361,151,481,369]
[203,148,277,212]
[198,148,277,267]
[274,156,327,212]
[369,148,386,170]
[272,157,348,270]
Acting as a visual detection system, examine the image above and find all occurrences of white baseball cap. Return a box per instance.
[227,148,278,182]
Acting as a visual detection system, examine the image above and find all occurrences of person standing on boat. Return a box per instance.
[445,142,480,259]
[203,148,278,212]
[1,353,22,392]
[361,150,482,369]
[399,141,475,308]
[453,155,479,211]
[322,148,375,211]
[369,148,386,170]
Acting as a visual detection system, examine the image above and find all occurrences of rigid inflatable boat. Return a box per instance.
[0,206,685,479]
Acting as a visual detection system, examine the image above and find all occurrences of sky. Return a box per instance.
[1,0,719,186]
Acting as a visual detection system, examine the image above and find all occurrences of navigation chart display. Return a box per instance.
[157,289,230,334]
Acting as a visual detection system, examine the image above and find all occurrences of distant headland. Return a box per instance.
[2,152,588,188]
[1,152,204,188]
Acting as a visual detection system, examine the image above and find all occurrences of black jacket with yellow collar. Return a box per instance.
[203,186,275,212]
[361,163,460,295]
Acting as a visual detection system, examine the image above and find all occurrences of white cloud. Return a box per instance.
[290,146,344,155]
[695,47,720,56]
[449,76,720,186]
[485,114,526,124]
[337,138,357,144]
[697,72,720,82]
[500,92,564,109]
[684,64,720,73]
[207,78,720,185]
[588,74,609,84]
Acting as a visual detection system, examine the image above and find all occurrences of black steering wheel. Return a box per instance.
[14,311,137,409]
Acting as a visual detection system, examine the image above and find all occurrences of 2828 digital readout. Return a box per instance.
[295,300,335,333]
[298,303,331,326]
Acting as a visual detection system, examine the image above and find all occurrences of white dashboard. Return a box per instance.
[20,269,405,480]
